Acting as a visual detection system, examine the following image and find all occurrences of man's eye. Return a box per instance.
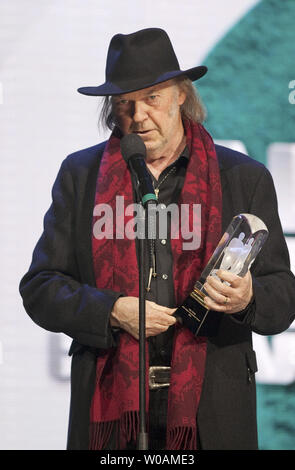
[147,95,159,103]
[118,99,129,105]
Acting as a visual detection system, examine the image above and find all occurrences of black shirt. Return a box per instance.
[141,146,190,366]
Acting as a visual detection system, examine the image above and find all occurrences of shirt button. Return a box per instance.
[162,274,168,280]
[161,239,167,245]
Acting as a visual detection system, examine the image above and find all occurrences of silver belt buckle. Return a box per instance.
[149,366,171,390]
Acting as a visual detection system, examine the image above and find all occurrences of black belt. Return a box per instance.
[149,366,171,390]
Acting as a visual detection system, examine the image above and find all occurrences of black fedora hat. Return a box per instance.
[77,28,207,96]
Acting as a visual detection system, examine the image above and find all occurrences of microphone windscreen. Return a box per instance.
[120,133,147,163]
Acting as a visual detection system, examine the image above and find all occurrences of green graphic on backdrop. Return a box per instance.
[197,0,295,166]
[196,0,295,449]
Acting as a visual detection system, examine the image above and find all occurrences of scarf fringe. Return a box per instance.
[89,420,114,450]
[119,409,139,447]
[166,426,196,450]
[89,420,197,450]
[89,411,139,450]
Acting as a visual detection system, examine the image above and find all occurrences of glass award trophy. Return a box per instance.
[174,213,269,336]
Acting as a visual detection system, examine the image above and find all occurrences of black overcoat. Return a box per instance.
[19,142,295,450]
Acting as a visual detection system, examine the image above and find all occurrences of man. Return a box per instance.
[19,28,295,450]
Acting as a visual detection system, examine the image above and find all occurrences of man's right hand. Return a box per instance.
[110,296,177,340]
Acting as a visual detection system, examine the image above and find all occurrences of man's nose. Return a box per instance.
[132,101,148,122]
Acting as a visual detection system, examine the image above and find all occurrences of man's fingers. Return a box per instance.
[203,296,227,312]
[216,269,242,286]
[203,269,253,314]
[146,310,177,326]
[146,301,177,316]
[145,302,177,336]
[204,275,233,298]
[203,281,229,305]
[111,297,177,339]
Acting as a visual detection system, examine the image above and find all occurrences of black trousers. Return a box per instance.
[147,389,202,450]
[108,387,201,450]
[147,388,169,450]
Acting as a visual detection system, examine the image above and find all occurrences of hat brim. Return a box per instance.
[77,66,207,96]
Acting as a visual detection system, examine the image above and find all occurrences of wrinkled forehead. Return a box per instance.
[111,79,178,102]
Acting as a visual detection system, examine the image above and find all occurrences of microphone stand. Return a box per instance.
[137,199,157,450]
[137,231,148,450]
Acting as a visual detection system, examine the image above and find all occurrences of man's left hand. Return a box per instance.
[203,270,253,314]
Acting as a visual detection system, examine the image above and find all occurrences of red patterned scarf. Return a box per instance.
[89,119,222,450]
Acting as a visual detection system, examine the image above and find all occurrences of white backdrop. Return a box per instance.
[2,0,295,450]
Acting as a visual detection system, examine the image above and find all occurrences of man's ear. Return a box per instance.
[177,88,187,107]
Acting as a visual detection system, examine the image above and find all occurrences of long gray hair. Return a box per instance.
[98,76,207,130]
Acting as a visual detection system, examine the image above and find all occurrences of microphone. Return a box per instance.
[120,133,157,206]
